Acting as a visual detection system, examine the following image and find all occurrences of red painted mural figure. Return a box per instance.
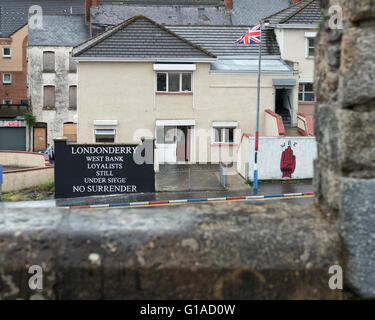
[281,146,296,178]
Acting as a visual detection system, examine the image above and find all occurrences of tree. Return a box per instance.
[24,112,36,152]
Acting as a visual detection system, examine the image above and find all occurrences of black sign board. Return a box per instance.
[54,139,155,199]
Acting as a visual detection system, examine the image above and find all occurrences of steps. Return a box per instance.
[276,107,292,128]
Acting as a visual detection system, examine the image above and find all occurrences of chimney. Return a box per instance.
[85,0,99,23]
[292,0,302,3]
[224,0,233,10]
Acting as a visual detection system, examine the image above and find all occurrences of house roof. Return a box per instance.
[231,0,292,26]
[90,1,231,29]
[168,26,280,56]
[0,0,85,38]
[28,15,90,46]
[264,0,322,26]
[73,15,216,60]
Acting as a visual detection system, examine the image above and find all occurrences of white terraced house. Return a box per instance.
[73,15,299,164]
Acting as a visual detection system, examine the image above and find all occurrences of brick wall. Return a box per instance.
[0,36,28,105]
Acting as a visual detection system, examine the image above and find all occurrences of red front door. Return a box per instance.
[176,126,188,162]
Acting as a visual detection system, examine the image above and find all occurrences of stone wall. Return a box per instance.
[314,0,375,297]
[0,203,341,300]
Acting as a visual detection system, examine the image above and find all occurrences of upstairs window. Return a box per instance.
[69,52,77,73]
[43,51,55,72]
[3,99,12,105]
[156,72,192,93]
[69,85,77,109]
[299,83,315,102]
[43,85,55,108]
[3,47,11,58]
[2,73,12,84]
[307,37,315,57]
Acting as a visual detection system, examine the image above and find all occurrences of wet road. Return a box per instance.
[0,182,313,208]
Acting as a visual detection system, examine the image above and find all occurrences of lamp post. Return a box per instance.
[253,19,270,195]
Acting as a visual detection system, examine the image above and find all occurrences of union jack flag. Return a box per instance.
[235,24,262,44]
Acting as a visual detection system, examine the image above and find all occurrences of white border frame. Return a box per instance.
[155,72,193,93]
[2,47,11,58]
[3,99,12,104]
[2,73,12,84]
[212,127,237,144]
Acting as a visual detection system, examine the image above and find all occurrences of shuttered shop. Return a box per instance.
[0,126,26,151]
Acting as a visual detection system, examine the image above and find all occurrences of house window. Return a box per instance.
[2,73,12,84]
[156,126,176,144]
[299,83,315,102]
[3,99,12,105]
[3,47,11,58]
[213,127,235,144]
[95,129,116,143]
[156,72,192,93]
[307,38,315,57]
[63,122,77,143]
[69,85,77,109]
[43,51,55,72]
[43,86,55,108]
[198,7,205,18]
[69,52,77,73]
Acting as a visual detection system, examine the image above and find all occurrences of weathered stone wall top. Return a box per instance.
[315,0,375,298]
[0,203,341,300]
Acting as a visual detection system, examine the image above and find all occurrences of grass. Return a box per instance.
[1,182,55,202]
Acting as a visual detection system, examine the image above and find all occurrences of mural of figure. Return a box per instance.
[281,146,296,178]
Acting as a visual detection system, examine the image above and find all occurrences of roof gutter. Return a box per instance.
[73,57,217,63]
[217,55,281,60]
[274,24,320,29]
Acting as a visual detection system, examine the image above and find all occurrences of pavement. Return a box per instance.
[0,162,313,208]
[55,181,313,207]
[0,184,313,208]
[156,164,249,192]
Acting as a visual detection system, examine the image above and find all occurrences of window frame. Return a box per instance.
[43,85,56,108]
[3,99,12,105]
[212,127,236,145]
[94,129,116,144]
[69,51,77,73]
[156,72,192,93]
[43,51,56,73]
[69,85,77,109]
[298,83,315,102]
[2,47,11,58]
[2,73,12,84]
[306,37,315,58]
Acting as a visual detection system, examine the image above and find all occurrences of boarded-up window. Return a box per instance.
[43,51,55,72]
[69,86,77,109]
[69,52,77,73]
[44,86,55,108]
[63,123,77,143]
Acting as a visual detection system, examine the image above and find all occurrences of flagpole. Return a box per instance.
[253,21,263,195]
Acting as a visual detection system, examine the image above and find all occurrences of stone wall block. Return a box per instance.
[343,0,375,22]
[338,109,375,177]
[315,104,340,164]
[340,25,375,107]
[340,178,375,297]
